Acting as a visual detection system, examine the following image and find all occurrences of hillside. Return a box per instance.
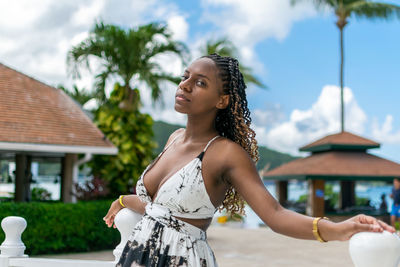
[152,121,298,171]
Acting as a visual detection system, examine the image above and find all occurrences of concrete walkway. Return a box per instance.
[38,226,354,266]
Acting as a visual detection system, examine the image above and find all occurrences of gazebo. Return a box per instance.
[0,63,118,203]
[263,131,400,218]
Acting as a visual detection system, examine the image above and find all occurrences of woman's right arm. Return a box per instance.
[103,195,147,228]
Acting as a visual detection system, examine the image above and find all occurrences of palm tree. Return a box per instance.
[68,21,189,110]
[291,0,400,132]
[201,37,267,89]
[58,84,95,106]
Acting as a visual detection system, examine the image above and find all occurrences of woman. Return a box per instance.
[104,54,394,267]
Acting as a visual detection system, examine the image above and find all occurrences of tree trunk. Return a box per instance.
[340,26,345,132]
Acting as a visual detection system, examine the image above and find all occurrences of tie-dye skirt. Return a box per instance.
[116,203,218,267]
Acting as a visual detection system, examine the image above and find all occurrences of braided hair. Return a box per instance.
[203,53,259,215]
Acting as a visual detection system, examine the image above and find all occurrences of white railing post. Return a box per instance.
[0,216,28,267]
[349,231,400,267]
[0,216,27,258]
[0,209,143,267]
[112,208,142,262]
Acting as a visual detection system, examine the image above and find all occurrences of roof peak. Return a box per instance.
[300,131,380,153]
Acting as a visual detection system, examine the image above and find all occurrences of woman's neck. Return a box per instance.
[184,114,218,143]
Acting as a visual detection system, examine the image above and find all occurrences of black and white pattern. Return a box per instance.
[117,135,220,267]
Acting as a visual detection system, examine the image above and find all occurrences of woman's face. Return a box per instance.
[174,57,228,115]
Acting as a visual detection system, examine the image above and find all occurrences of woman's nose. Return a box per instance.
[179,78,192,92]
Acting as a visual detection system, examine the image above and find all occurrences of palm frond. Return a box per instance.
[291,0,338,9]
[239,65,267,89]
[202,37,238,57]
[347,2,400,20]
[67,20,189,106]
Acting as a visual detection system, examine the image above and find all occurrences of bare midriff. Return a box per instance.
[174,216,213,231]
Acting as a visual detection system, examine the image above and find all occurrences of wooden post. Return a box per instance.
[306,179,325,217]
[339,180,355,210]
[14,154,32,202]
[275,180,288,206]
[61,154,78,203]
[14,154,27,202]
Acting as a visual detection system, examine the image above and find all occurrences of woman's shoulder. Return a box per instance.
[207,137,256,176]
[164,128,185,147]
[210,137,253,161]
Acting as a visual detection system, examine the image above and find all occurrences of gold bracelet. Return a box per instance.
[119,195,126,208]
[313,217,329,242]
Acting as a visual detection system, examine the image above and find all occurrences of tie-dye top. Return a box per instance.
[136,133,219,219]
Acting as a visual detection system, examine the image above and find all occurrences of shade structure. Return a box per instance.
[264,151,400,181]
[299,131,380,152]
[263,131,400,217]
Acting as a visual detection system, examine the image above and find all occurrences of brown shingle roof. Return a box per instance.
[264,151,400,181]
[300,131,380,152]
[0,63,116,154]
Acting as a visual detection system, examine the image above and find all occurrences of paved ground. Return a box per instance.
[37,226,354,266]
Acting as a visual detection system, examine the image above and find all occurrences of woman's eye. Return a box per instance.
[196,80,206,87]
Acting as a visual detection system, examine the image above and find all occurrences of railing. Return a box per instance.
[2,208,400,267]
[0,208,142,267]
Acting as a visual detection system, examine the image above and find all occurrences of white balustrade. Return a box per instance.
[0,217,27,257]
[0,208,142,267]
[349,231,400,267]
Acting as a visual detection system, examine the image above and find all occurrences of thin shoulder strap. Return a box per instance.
[203,135,220,152]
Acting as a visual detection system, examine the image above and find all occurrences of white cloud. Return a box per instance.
[371,115,400,144]
[0,1,50,31]
[167,15,189,42]
[252,103,285,128]
[200,0,316,69]
[253,85,367,155]
[71,0,105,27]
[0,0,187,94]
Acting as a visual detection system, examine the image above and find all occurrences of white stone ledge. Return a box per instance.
[8,258,115,267]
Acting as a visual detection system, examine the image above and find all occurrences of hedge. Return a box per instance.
[0,200,120,255]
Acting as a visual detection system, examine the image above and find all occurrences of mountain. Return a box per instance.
[152,121,298,171]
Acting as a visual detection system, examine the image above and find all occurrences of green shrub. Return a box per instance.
[0,200,119,255]
[31,187,52,201]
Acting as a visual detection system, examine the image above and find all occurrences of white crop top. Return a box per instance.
[136,133,219,219]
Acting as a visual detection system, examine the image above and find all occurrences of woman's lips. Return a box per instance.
[175,94,190,102]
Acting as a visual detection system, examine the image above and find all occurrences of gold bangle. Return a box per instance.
[313,217,329,242]
[119,195,126,208]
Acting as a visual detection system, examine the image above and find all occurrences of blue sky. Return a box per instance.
[1,0,399,162]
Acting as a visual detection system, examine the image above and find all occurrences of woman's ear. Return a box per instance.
[216,94,229,109]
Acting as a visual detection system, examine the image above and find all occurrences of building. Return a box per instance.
[0,63,117,202]
[263,131,400,218]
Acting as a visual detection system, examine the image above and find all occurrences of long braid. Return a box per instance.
[203,53,259,215]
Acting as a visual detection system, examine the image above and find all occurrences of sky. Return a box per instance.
[1,0,400,162]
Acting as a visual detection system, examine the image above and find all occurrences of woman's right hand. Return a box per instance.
[103,199,123,228]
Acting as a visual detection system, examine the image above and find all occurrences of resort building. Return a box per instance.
[0,63,117,203]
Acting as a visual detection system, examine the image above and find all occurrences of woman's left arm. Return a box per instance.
[222,143,395,241]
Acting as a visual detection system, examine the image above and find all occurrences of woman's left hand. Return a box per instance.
[332,214,395,241]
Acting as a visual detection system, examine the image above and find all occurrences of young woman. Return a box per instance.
[104,54,394,267]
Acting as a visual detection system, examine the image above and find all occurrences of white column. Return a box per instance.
[0,216,28,257]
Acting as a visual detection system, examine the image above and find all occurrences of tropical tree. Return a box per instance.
[67,21,189,110]
[291,0,400,132]
[58,84,95,106]
[201,37,267,89]
[67,21,189,194]
[90,83,156,195]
